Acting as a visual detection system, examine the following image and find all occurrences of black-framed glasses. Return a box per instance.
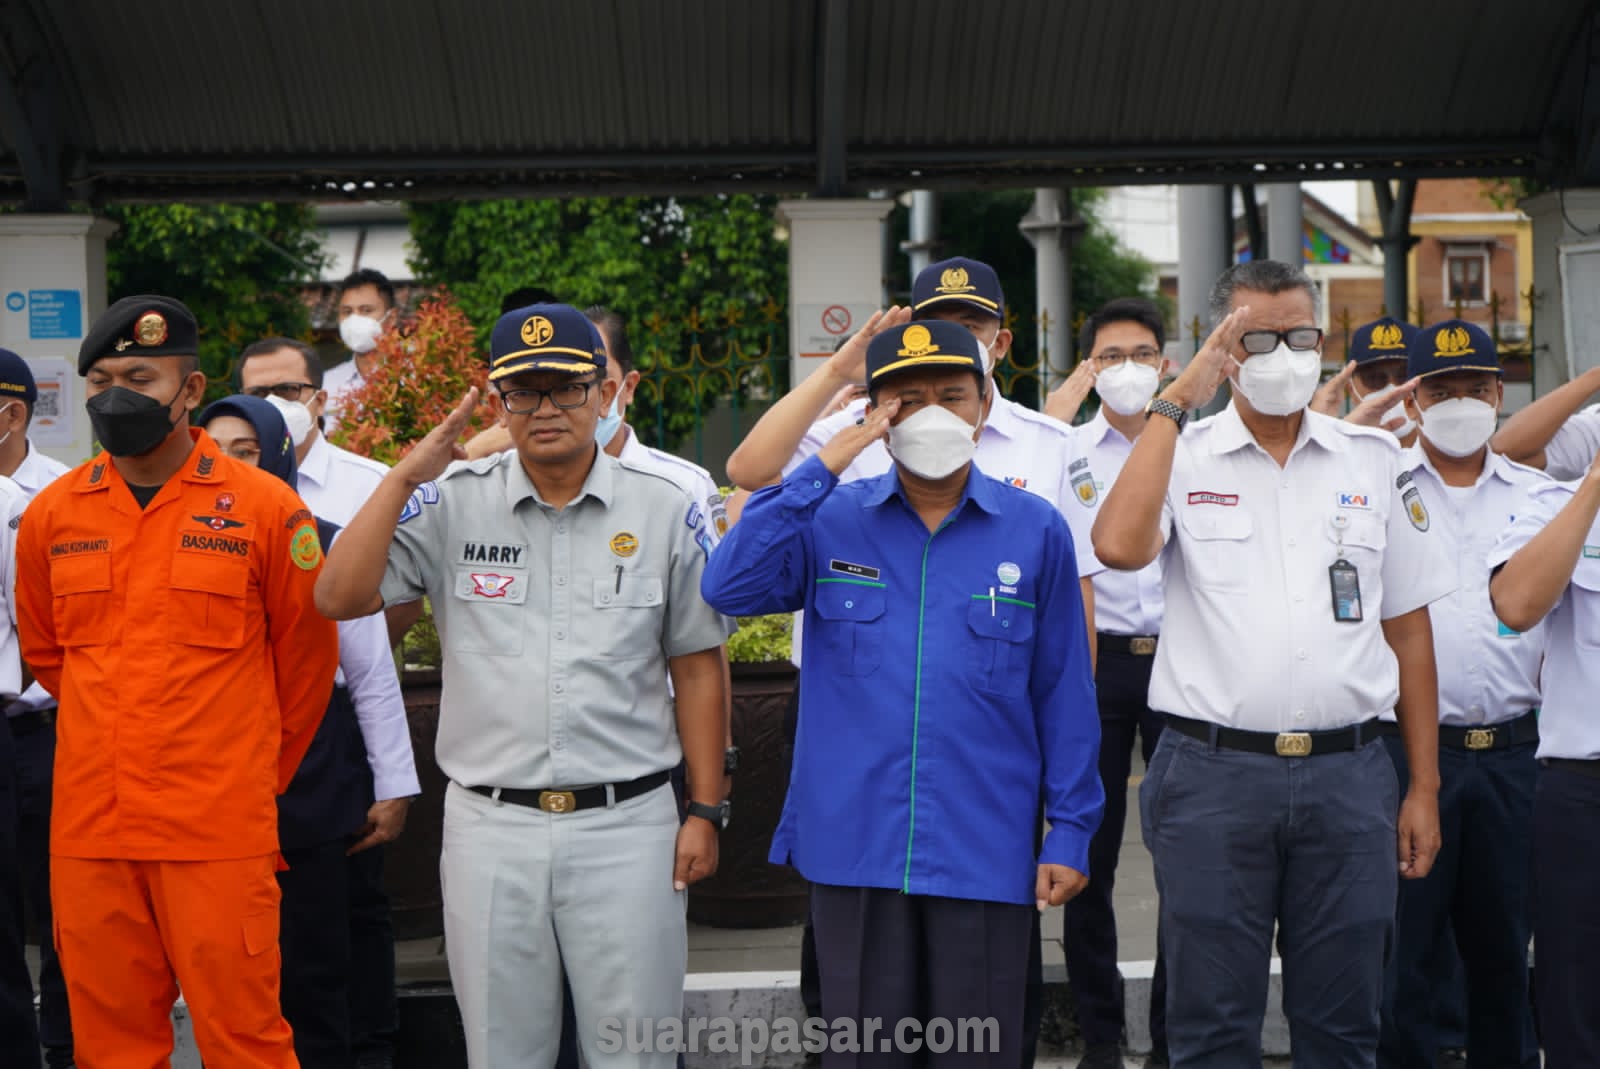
[1091,347,1162,367]
[498,379,598,414]
[243,382,317,401]
[1240,328,1323,355]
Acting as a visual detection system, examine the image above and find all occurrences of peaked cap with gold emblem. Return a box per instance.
[911,256,1006,320]
[77,294,199,375]
[488,302,607,382]
[1348,316,1419,367]
[1408,318,1500,380]
[865,319,984,387]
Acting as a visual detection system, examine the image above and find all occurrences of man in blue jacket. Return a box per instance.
[702,319,1103,1067]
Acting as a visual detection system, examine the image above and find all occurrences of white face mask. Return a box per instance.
[264,394,315,447]
[1094,361,1161,417]
[1354,383,1416,439]
[1230,343,1321,417]
[1420,397,1498,458]
[887,404,980,480]
[339,313,385,355]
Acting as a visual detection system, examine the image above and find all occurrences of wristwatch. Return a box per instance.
[686,800,731,831]
[1145,397,1188,430]
[723,745,741,776]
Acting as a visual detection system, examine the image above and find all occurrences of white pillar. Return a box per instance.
[777,198,895,387]
[1018,189,1079,394]
[0,214,117,467]
[1265,183,1303,266]
[1522,189,1600,393]
[902,191,939,281]
[1177,185,1231,357]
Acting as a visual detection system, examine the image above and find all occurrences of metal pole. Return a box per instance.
[902,191,939,281]
[1265,183,1303,265]
[1018,188,1081,398]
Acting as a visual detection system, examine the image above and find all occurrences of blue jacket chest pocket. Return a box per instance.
[967,596,1035,697]
[811,582,887,676]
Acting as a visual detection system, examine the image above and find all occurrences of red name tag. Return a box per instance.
[1187,491,1239,507]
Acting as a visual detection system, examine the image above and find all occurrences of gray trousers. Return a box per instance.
[1141,728,1399,1069]
[441,780,687,1069]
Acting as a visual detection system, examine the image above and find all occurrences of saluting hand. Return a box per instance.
[1346,375,1421,433]
[816,398,899,476]
[673,817,719,891]
[393,387,479,488]
[1036,864,1089,910]
[1045,358,1098,424]
[1310,361,1357,418]
[822,307,913,387]
[1162,307,1252,412]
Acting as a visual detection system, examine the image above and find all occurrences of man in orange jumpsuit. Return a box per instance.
[14,295,339,1069]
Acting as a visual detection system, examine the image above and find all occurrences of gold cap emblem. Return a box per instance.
[1370,323,1404,350]
[938,267,973,293]
[134,312,168,347]
[1434,326,1474,358]
[520,315,555,347]
[897,324,939,357]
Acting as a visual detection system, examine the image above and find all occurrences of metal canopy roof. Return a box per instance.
[0,0,1596,207]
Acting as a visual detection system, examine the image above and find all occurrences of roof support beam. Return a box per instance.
[1372,178,1419,320]
[0,5,65,211]
[1237,184,1265,260]
[814,0,849,196]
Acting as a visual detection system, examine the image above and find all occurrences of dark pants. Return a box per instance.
[14,716,70,1065]
[1531,762,1600,1068]
[280,839,355,1069]
[1142,729,1398,1069]
[0,716,41,1069]
[811,884,1033,1069]
[1062,647,1167,1054]
[1378,736,1538,1069]
[348,844,398,1068]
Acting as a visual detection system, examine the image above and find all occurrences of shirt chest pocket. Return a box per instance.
[171,552,252,648]
[51,552,114,647]
[1569,560,1600,648]
[811,582,886,677]
[967,596,1035,697]
[589,573,665,660]
[448,567,530,657]
[1326,512,1386,581]
[1178,508,1255,593]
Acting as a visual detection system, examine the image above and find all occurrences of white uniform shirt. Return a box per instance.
[1384,446,1546,727]
[295,436,419,801]
[1542,402,1600,481]
[1149,405,1454,732]
[1489,478,1600,760]
[1076,410,1164,635]
[0,474,29,698]
[321,358,367,431]
[618,427,727,551]
[297,433,389,528]
[8,441,70,713]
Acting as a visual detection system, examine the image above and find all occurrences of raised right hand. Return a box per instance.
[822,307,912,387]
[816,399,899,476]
[393,387,479,488]
[1311,360,1357,417]
[1162,307,1251,411]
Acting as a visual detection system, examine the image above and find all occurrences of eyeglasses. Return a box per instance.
[243,382,317,402]
[1091,347,1162,368]
[1354,364,1409,393]
[1239,328,1323,355]
[498,379,598,414]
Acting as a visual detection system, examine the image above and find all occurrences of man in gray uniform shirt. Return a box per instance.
[317,303,733,1069]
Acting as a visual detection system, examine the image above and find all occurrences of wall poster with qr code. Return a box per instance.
[25,357,73,446]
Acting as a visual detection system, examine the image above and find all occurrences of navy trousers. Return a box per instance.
[280,838,355,1069]
[14,715,70,1065]
[348,844,399,1068]
[0,716,42,1069]
[1531,762,1600,1069]
[1143,728,1398,1069]
[1062,646,1167,1054]
[1377,735,1538,1069]
[811,884,1033,1069]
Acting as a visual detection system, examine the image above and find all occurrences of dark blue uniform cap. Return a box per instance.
[488,303,606,382]
[0,349,37,405]
[912,257,1006,321]
[866,320,984,387]
[1408,319,1500,381]
[1348,317,1418,367]
[78,295,199,375]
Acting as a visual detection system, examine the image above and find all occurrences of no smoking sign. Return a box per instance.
[821,305,852,335]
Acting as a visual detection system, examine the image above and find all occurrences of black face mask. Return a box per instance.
[85,383,186,457]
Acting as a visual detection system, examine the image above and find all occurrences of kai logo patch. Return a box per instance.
[470,573,515,599]
[610,531,639,558]
[290,523,322,570]
[1003,476,1028,489]
[1402,487,1429,532]
[1337,492,1371,509]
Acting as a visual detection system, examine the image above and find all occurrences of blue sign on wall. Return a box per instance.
[28,290,82,340]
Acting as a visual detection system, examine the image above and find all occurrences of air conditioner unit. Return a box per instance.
[1499,320,1529,344]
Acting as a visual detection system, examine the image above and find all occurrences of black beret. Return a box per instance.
[78,295,200,375]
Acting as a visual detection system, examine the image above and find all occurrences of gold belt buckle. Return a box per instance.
[1130,636,1158,655]
[1275,732,1314,757]
[1464,728,1496,751]
[538,790,577,813]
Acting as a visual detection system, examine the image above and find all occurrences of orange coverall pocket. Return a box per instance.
[51,552,113,646]
[171,554,251,647]
[241,909,278,957]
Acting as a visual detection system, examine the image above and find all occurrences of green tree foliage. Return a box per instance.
[407,196,788,451]
[103,204,327,398]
